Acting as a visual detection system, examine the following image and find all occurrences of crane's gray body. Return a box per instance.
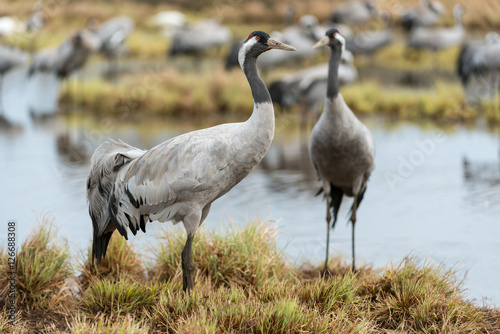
[458,33,500,103]
[331,0,377,26]
[0,45,29,74]
[88,108,273,239]
[310,95,374,196]
[96,16,134,58]
[169,19,231,56]
[29,30,100,78]
[347,29,393,56]
[407,4,464,51]
[401,0,446,31]
[458,38,500,84]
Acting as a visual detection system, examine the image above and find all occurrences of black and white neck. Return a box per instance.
[326,35,346,100]
[238,38,272,105]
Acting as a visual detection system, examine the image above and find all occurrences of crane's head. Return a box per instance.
[238,31,296,70]
[313,29,345,52]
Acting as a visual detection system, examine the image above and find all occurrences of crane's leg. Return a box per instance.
[349,186,366,273]
[324,191,332,274]
[323,184,343,275]
[350,195,358,272]
[181,211,203,293]
[182,233,195,292]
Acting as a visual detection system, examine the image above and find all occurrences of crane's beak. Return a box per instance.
[313,36,330,49]
[267,38,296,51]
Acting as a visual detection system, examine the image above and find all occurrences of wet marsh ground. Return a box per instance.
[1,220,499,333]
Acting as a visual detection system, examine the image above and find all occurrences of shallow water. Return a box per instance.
[1,68,499,306]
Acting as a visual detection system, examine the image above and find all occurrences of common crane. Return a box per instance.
[400,0,446,32]
[28,29,100,79]
[169,19,231,57]
[148,11,185,37]
[92,16,134,77]
[407,4,465,53]
[330,0,378,26]
[87,31,295,292]
[346,13,393,57]
[309,29,375,273]
[458,32,500,103]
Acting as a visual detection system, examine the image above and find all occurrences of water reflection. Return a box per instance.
[463,155,500,209]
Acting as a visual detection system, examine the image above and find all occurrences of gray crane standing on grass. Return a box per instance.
[28,29,100,79]
[309,29,375,273]
[346,13,394,57]
[0,45,29,114]
[457,32,500,102]
[330,0,378,26]
[92,16,134,76]
[407,4,465,59]
[400,0,446,32]
[87,31,295,292]
[169,19,231,57]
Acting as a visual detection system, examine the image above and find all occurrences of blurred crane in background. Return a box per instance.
[91,15,135,78]
[330,0,378,26]
[458,32,500,104]
[169,19,231,57]
[148,11,186,37]
[400,0,446,32]
[29,29,100,79]
[346,12,394,58]
[406,4,465,67]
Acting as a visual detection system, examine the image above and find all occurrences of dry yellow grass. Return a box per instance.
[1,217,500,333]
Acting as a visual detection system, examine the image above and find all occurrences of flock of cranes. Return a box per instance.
[0,5,135,116]
[1,1,499,293]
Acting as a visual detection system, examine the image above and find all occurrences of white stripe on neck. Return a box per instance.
[238,37,258,70]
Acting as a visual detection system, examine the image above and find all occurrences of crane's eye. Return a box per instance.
[256,36,260,41]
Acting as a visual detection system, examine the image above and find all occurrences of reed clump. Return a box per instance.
[61,68,496,126]
[0,216,73,312]
[1,216,499,333]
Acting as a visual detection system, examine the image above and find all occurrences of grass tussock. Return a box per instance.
[61,67,252,119]
[0,216,73,312]
[1,216,499,333]
[62,68,497,126]
[79,233,145,290]
[361,258,486,333]
[342,81,478,123]
[149,221,295,288]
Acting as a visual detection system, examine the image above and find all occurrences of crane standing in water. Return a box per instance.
[309,29,375,273]
[87,31,295,292]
